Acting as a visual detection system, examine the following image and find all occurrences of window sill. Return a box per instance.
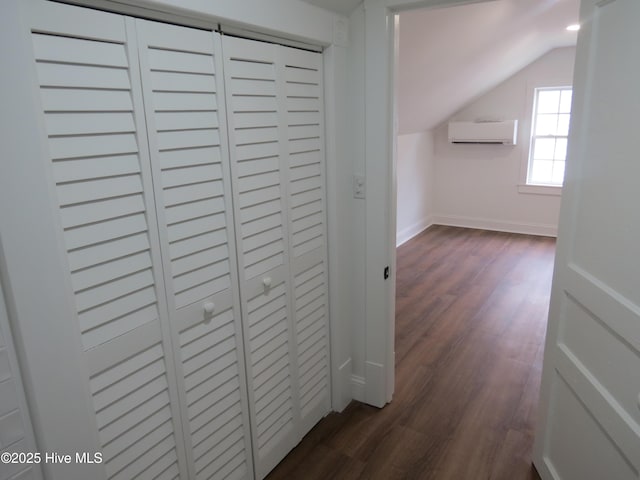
[518,184,562,196]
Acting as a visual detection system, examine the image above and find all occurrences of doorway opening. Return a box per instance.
[391,0,579,474]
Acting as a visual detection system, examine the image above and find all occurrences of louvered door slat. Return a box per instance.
[157,128,221,151]
[138,451,180,480]
[171,245,228,277]
[236,142,280,163]
[162,164,223,188]
[27,4,188,479]
[164,181,224,208]
[234,115,279,131]
[169,229,227,260]
[41,89,134,112]
[165,211,225,240]
[238,157,280,177]
[57,174,142,206]
[37,62,131,90]
[289,149,321,167]
[151,71,217,93]
[101,404,172,460]
[147,49,215,75]
[70,250,151,291]
[288,111,321,127]
[136,20,253,480]
[182,337,236,379]
[31,33,128,67]
[192,414,243,461]
[290,162,322,181]
[52,154,141,184]
[159,146,222,169]
[187,362,238,407]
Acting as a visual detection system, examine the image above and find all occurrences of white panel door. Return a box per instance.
[533,1,640,479]
[221,36,300,479]
[20,2,189,478]
[135,20,254,480]
[281,46,331,437]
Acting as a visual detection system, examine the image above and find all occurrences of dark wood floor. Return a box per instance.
[266,226,556,480]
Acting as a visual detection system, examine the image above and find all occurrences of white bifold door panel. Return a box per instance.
[15,1,254,479]
[136,20,251,479]
[135,20,254,480]
[26,3,191,479]
[281,48,331,440]
[2,1,329,479]
[533,0,640,479]
[222,36,330,479]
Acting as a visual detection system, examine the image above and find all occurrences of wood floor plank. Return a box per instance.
[266,226,554,480]
[489,429,540,480]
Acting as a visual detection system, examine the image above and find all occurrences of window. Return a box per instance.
[527,87,572,186]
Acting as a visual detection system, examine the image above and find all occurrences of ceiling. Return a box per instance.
[299,0,579,134]
[300,0,362,15]
[398,0,580,134]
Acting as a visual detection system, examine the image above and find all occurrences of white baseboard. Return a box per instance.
[364,360,387,408]
[432,214,557,237]
[352,362,388,407]
[396,216,433,246]
[351,374,366,403]
[332,357,352,412]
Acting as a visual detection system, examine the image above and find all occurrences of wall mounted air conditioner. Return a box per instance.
[448,120,518,145]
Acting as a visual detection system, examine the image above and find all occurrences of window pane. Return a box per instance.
[559,89,572,113]
[530,159,553,184]
[557,114,570,136]
[527,87,571,187]
[551,161,565,185]
[536,114,559,135]
[533,138,556,160]
[537,90,560,113]
[554,138,568,160]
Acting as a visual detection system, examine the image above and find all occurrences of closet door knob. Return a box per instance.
[263,277,272,289]
[203,302,215,315]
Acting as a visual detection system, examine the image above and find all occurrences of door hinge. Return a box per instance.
[384,266,390,280]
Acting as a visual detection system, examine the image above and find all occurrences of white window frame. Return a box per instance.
[518,84,572,196]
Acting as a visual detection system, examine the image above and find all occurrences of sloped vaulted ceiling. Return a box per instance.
[398,0,579,134]
[300,0,578,134]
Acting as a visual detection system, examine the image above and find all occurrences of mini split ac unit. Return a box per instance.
[448,120,518,145]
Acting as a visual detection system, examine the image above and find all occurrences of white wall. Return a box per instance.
[432,47,576,236]
[396,131,435,245]
[346,4,368,400]
[78,0,338,45]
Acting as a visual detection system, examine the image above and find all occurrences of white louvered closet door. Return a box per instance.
[135,20,254,480]
[280,46,331,439]
[221,36,300,479]
[24,2,189,479]
[221,36,330,479]
[18,1,328,478]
